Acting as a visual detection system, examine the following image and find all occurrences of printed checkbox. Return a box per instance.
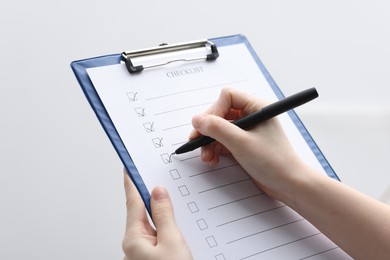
[196,219,208,230]
[134,107,146,117]
[143,122,155,133]
[206,236,218,248]
[178,185,190,196]
[160,153,172,164]
[187,202,199,213]
[152,138,163,148]
[169,169,181,180]
[215,254,226,260]
[127,92,138,102]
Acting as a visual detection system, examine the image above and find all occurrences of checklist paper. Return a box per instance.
[87,44,351,259]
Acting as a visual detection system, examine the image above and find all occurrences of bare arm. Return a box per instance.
[284,165,390,260]
[191,87,390,259]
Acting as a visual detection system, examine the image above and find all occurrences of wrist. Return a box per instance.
[273,158,321,208]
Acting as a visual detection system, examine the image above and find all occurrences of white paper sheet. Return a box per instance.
[87,44,351,259]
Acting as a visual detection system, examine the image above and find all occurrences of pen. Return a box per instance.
[172,87,319,155]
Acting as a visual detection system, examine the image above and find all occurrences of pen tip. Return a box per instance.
[171,152,176,156]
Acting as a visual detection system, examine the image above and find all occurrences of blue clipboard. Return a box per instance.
[71,34,338,213]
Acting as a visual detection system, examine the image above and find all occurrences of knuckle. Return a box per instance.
[206,116,225,133]
[125,194,137,209]
[122,235,139,255]
[220,87,232,97]
[153,202,173,220]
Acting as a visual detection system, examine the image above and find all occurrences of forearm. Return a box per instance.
[281,165,390,259]
[191,87,390,259]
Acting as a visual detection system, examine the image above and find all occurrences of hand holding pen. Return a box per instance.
[172,87,318,155]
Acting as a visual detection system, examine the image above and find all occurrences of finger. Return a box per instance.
[150,186,183,243]
[200,142,225,166]
[192,113,248,153]
[200,145,213,162]
[123,171,152,236]
[207,87,265,118]
[188,88,247,140]
[192,88,273,156]
[188,128,201,141]
[189,88,263,141]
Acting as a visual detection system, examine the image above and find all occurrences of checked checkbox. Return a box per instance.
[152,138,163,148]
[143,122,155,133]
[127,92,138,102]
[134,107,146,117]
[160,153,172,164]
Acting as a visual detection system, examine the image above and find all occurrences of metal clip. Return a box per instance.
[121,40,219,73]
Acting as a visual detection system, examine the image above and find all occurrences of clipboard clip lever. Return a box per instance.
[121,40,219,74]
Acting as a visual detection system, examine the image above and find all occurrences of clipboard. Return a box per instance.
[71,34,348,259]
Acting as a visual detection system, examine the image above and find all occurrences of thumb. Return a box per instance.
[150,186,183,243]
[192,113,246,152]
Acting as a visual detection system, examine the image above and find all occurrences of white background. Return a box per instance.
[1,1,389,259]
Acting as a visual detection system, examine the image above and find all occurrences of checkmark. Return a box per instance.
[127,92,138,102]
[160,153,172,164]
[135,107,146,117]
[143,122,155,133]
[152,137,163,148]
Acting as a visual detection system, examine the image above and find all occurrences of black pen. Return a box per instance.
[172,87,319,155]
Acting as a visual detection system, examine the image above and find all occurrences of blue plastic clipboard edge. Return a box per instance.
[71,54,152,213]
[70,34,340,214]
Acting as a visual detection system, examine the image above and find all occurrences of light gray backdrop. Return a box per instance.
[1,1,389,259]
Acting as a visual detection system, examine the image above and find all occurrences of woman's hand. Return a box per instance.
[122,172,193,260]
[189,88,307,200]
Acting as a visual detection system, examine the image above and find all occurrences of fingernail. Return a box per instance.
[152,186,168,201]
[209,159,217,168]
[200,145,209,158]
